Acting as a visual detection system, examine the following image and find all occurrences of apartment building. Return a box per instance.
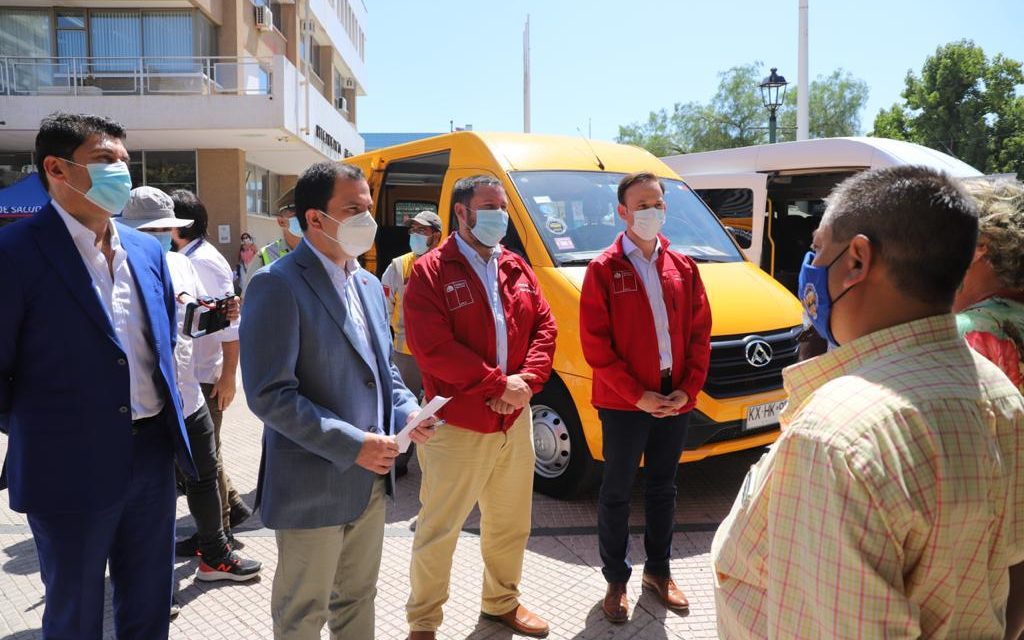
[0,0,367,258]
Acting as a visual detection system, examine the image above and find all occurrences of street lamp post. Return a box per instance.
[759,67,788,144]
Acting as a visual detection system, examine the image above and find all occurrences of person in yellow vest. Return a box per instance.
[381,210,442,398]
[240,204,303,295]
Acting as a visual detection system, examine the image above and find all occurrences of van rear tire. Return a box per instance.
[532,380,600,500]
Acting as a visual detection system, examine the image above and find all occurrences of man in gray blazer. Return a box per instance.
[240,161,436,639]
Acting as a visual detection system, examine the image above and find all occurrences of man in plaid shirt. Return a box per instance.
[712,166,1024,639]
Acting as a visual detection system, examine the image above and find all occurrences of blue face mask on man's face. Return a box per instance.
[63,159,133,214]
[287,216,304,238]
[469,208,508,247]
[797,244,854,348]
[149,231,173,251]
[409,233,430,256]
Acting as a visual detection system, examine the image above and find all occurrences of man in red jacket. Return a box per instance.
[403,175,557,640]
[580,171,712,624]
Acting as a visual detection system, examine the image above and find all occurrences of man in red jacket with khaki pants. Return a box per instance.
[403,175,557,640]
[580,172,712,624]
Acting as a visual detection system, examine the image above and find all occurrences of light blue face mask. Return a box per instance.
[470,209,508,247]
[149,231,173,251]
[64,159,133,214]
[409,233,430,256]
[287,216,304,237]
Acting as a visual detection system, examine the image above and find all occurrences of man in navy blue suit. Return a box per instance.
[0,113,193,639]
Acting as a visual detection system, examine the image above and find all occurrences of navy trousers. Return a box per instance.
[597,407,690,584]
[27,416,176,640]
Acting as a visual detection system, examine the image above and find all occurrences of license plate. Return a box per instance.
[744,400,788,430]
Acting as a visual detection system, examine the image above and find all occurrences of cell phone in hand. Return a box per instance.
[182,294,233,338]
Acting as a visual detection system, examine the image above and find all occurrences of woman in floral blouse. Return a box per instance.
[955,178,1024,394]
[955,177,1024,640]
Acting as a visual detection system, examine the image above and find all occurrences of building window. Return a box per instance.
[193,12,218,57]
[0,9,51,57]
[56,10,87,58]
[246,163,272,216]
[122,151,196,194]
[145,151,197,193]
[89,10,142,71]
[0,152,34,189]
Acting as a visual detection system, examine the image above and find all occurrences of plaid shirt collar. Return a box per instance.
[781,313,960,428]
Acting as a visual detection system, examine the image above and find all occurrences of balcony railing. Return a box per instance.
[0,56,274,97]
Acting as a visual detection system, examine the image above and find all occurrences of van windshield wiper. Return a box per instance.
[688,256,732,263]
[558,258,593,266]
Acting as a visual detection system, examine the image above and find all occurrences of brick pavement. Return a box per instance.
[0,384,762,639]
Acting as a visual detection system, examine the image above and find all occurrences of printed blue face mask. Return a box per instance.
[470,208,508,247]
[287,216,304,237]
[797,245,854,348]
[63,159,133,214]
[409,233,430,256]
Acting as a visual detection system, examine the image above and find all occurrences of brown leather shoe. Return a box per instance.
[602,582,629,623]
[642,573,689,610]
[407,632,435,640]
[481,604,550,637]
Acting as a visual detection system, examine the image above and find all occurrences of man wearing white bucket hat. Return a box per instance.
[122,187,261,590]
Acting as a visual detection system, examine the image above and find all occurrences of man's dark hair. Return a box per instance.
[823,165,979,306]
[35,112,127,190]
[450,175,503,223]
[617,172,665,206]
[170,189,209,242]
[294,162,365,231]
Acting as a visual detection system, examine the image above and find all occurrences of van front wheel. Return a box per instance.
[531,384,599,499]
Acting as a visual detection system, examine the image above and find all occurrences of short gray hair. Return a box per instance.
[451,175,503,222]
[821,165,979,305]
[962,178,1024,290]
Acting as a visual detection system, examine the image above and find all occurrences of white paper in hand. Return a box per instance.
[395,395,451,453]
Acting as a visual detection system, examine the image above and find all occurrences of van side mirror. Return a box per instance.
[725,225,752,249]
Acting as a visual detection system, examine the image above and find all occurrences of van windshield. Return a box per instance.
[509,171,743,266]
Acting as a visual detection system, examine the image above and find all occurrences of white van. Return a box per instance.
[662,137,983,293]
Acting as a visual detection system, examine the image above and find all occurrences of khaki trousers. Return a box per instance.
[406,409,535,632]
[272,478,385,640]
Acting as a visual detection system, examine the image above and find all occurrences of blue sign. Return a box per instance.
[0,173,48,218]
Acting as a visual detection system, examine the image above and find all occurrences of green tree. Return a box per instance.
[869,40,1024,176]
[617,63,869,155]
[779,70,870,139]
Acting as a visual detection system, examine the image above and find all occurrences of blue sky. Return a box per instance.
[359,0,1024,143]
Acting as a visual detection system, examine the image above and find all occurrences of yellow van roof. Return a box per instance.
[350,131,679,178]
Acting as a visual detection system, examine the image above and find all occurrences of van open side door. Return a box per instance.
[682,172,769,269]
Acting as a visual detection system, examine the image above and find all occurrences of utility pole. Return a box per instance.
[523,14,531,133]
[797,0,809,140]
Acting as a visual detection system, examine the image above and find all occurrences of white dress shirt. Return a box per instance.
[454,233,508,372]
[54,200,164,419]
[164,251,206,418]
[622,233,673,372]
[180,238,240,385]
[306,239,385,435]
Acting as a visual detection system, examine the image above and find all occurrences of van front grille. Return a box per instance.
[704,326,801,399]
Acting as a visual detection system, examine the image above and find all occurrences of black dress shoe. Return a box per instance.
[229,502,253,529]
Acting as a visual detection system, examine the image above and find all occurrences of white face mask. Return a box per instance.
[630,207,666,241]
[319,210,377,257]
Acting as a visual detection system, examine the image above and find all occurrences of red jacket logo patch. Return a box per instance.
[611,270,638,294]
[444,279,474,310]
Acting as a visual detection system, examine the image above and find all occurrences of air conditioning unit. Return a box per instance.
[255,5,274,31]
[334,96,348,112]
[343,77,355,90]
[300,19,316,35]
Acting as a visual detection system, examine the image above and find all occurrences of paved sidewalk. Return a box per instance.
[0,386,760,639]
